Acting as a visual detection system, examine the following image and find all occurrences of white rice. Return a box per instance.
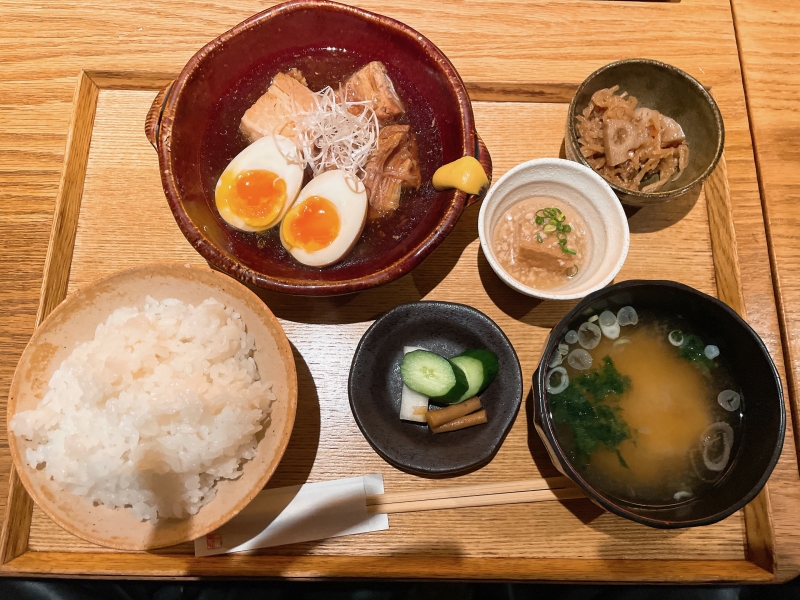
[11,296,275,523]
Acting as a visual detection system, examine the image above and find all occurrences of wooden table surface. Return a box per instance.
[1,0,800,583]
[731,0,800,539]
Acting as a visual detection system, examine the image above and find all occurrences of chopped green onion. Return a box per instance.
[668,330,684,347]
[533,208,579,258]
[566,264,579,277]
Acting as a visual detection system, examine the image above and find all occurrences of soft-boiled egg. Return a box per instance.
[215,135,304,232]
[280,170,368,267]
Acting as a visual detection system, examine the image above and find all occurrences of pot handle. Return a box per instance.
[145,81,175,151]
[465,131,493,207]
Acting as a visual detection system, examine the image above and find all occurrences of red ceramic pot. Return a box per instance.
[146,0,491,295]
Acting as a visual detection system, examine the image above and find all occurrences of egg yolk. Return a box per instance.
[282,196,341,252]
[216,169,287,227]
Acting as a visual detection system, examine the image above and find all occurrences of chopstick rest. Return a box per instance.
[195,474,388,556]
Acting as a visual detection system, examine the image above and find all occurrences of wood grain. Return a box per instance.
[704,156,745,315]
[729,0,800,581]
[1,71,100,566]
[700,156,773,572]
[0,552,773,582]
[0,469,32,566]
[36,71,99,326]
[744,488,776,573]
[0,0,797,582]
[6,88,749,572]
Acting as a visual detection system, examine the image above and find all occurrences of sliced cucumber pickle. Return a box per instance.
[449,355,484,402]
[455,349,499,394]
[400,350,468,403]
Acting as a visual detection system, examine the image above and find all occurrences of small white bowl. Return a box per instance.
[478,158,630,300]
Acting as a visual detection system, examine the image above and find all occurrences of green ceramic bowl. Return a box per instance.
[565,59,724,207]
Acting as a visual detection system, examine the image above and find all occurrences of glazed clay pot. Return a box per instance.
[146,0,491,295]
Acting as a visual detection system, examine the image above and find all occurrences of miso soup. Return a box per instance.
[546,307,741,505]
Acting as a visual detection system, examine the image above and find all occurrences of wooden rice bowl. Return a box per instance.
[7,263,298,550]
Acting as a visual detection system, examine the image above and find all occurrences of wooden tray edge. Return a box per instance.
[705,156,776,573]
[1,69,100,567]
[0,552,774,582]
[0,69,776,582]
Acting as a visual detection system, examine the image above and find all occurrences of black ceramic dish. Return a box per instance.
[564,59,724,207]
[349,301,523,477]
[533,280,785,528]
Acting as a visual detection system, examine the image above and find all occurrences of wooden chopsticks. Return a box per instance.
[366,476,585,515]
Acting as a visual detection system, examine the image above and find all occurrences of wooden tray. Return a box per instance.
[0,69,777,582]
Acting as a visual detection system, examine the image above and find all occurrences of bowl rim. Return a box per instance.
[534,279,785,528]
[348,299,524,477]
[156,0,478,296]
[477,157,630,300]
[6,262,299,549]
[566,58,725,201]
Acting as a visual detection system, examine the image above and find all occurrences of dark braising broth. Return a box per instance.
[200,47,443,274]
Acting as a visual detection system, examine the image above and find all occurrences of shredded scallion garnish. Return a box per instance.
[281,86,380,180]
